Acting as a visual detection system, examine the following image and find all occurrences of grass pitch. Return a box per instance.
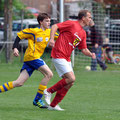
[0,63,120,120]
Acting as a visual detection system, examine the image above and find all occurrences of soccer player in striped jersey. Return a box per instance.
[0,13,58,108]
[44,10,96,111]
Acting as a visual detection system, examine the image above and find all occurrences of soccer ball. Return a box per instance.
[85,66,91,71]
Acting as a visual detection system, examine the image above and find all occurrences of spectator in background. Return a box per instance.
[102,38,115,64]
[90,21,107,71]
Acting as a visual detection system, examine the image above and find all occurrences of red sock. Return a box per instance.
[50,87,68,107]
[47,78,67,93]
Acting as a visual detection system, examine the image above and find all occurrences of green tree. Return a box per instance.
[0,0,34,19]
[13,0,34,20]
[0,0,4,16]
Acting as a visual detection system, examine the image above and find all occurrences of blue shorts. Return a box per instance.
[20,59,46,76]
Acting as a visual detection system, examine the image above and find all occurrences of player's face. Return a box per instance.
[83,12,93,26]
[41,18,51,29]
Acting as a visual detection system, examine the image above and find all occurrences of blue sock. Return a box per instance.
[34,93,43,102]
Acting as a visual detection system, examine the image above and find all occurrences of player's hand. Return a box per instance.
[92,53,96,59]
[13,48,19,57]
[48,39,55,48]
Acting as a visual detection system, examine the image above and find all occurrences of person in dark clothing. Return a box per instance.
[102,38,115,63]
[90,24,107,71]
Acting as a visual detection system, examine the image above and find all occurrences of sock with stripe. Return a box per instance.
[0,81,13,93]
[50,87,68,107]
[34,84,47,102]
[47,78,67,93]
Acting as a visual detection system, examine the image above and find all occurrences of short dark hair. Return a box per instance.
[78,10,90,20]
[37,13,50,25]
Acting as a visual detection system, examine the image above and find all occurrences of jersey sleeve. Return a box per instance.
[78,32,87,49]
[17,28,35,40]
[57,20,73,32]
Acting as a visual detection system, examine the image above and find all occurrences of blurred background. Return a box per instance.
[0,0,120,71]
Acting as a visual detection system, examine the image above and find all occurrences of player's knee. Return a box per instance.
[49,72,53,79]
[69,82,74,87]
[46,71,53,80]
[67,76,76,84]
[70,76,76,83]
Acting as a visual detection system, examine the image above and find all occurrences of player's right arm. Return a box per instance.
[12,28,34,57]
[49,24,58,48]
[13,36,21,57]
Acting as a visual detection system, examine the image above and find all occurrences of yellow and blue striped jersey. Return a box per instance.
[17,27,58,62]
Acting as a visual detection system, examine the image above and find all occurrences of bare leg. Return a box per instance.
[13,69,29,87]
[33,64,53,106]
[0,69,29,93]
[38,64,53,86]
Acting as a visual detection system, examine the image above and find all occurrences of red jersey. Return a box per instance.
[51,20,87,61]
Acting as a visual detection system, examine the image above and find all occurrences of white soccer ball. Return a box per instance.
[85,66,91,71]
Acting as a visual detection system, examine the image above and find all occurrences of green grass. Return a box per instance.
[0,63,120,120]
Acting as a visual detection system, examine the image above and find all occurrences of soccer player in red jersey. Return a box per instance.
[44,10,96,111]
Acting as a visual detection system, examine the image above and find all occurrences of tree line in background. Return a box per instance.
[0,0,35,19]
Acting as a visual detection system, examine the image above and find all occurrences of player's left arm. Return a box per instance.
[79,30,96,59]
[82,48,96,59]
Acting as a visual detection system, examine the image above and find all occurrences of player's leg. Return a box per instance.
[48,72,75,110]
[13,69,30,87]
[44,71,75,106]
[33,64,53,108]
[96,47,107,70]
[44,59,75,110]
[47,81,74,111]
[47,71,75,93]
[48,84,71,111]
[31,59,53,108]
[0,69,29,93]
[46,59,75,93]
